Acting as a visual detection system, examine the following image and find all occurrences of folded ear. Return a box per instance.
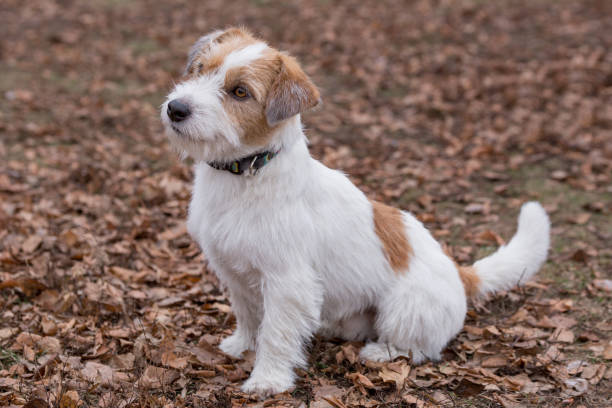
[265,54,321,126]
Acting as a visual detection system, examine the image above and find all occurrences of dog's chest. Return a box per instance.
[187,175,300,273]
[189,199,261,266]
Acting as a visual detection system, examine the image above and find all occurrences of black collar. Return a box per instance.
[207,150,278,176]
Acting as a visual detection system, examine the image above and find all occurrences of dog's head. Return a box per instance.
[161,27,320,162]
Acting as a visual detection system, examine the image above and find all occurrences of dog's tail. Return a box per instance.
[458,202,550,298]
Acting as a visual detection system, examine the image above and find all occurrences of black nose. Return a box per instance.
[167,99,191,122]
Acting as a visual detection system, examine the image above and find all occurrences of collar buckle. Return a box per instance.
[245,155,259,176]
[207,150,278,176]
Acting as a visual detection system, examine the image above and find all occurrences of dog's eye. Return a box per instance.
[232,86,249,99]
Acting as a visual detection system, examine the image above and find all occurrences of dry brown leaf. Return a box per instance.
[581,364,606,385]
[549,328,575,343]
[38,336,62,354]
[22,235,43,253]
[41,316,57,335]
[23,399,49,408]
[603,343,612,360]
[159,224,187,240]
[161,350,188,370]
[571,213,591,225]
[138,365,179,388]
[312,385,346,408]
[108,353,135,370]
[0,278,47,296]
[454,378,485,397]
[0,327,18,340]
[347,372,375,392]
[402,394,425,407]
[563,378,589,396]
[550,298,574,312]
[339,344,358,365]
[379,361,410,389]
[495,394,523,408]
[59,390,81,408]
[481,355,507,368]
[483,325,501,338]
[81,361,114,384]
[476,229,505,245]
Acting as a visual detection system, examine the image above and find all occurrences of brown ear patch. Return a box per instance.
[222,53,281,146]
[458,266,481,298]
[265,54,320,126]
[370,200,412,274]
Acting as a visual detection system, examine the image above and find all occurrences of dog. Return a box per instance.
[160,27,550,396]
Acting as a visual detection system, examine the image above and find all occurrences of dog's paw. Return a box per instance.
[359,342,394,362]
[241,371,294,396]
[219,333,252,358]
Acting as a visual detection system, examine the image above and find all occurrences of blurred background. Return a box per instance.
[0,0,611,407]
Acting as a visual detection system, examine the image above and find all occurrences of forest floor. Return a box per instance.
[0,0,611,407]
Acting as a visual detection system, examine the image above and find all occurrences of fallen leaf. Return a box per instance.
[571,213,591,225]
[38,336,62,354]
[0,327,18,340]
[603,343,612,360]
[59,390,81,408]
[81,362,114,384]
[23,399,49,408]
[549,328,575,343]
[347,372,375,392]
[22,235,43,253]
[564,378,589,395]
[312,385,345,408]
[454,378,484,397]
[379,361,410,389]
[481,355,508,368]
[138,365,179,388]
[0,278,47,297]
[161,350,188,370]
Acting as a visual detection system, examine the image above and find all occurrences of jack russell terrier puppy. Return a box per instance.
[160,27,550,396]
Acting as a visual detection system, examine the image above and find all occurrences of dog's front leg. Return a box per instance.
[241,266,321,396]
[218,270,262,358]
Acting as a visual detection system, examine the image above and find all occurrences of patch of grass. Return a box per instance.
[44,70,90,96]
[0,64,33,93]
[89,0,136,10]
[128,38,162,56]
[0,347,21,369]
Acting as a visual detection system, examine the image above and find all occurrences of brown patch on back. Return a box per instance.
[458,266,481,298]
[370,200,412,274]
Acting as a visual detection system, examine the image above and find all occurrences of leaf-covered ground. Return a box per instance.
[1,0,611,407]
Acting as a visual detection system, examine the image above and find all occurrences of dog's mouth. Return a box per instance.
[168,123,204,144]
[171,124,183,135]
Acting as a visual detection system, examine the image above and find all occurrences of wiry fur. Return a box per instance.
[160,27,551,396]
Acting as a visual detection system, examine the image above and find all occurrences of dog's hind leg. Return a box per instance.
[360,261,466,364]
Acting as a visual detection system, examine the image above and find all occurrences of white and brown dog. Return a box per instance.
[161,27,550,395]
